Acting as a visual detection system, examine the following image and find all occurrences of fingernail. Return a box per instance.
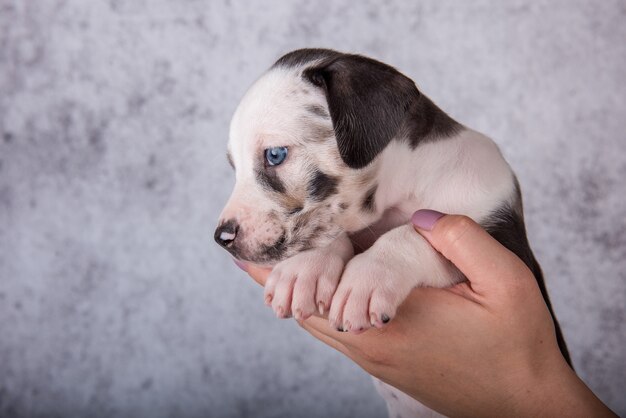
[411,209,445,231]
[233,259,247,272]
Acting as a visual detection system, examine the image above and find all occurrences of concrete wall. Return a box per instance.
[1,1,624,416]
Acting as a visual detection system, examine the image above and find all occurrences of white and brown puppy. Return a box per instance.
[215,49,570,416]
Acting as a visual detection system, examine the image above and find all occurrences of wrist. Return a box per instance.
[507,353,616,418]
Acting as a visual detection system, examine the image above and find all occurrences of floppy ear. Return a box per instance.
[303,55,419,169]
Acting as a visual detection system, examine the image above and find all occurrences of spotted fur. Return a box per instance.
[215,48,570,418]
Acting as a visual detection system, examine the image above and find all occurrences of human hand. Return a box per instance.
[240,211,616,417]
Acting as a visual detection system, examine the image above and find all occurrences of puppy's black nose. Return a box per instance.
[214,220,239,248]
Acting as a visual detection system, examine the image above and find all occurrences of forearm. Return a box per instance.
[503,355,617,418]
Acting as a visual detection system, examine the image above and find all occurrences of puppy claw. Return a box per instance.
[351,326,366,335]
[294,308,312,321]
[318,301,325,315]
[381,314,390,324]
[264,294,273,306]
[266,244,347,326]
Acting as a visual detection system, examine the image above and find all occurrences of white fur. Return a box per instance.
[219,61,517,418]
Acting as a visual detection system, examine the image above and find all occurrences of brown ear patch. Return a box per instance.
[302,54,420,169]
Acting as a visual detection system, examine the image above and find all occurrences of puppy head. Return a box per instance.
[215,49,420,265]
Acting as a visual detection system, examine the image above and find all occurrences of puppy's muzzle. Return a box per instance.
[214,219,239,251]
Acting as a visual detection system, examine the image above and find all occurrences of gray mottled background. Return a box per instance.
[1,0,625,417]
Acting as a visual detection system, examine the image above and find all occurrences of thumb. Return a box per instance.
[411,210,533,295]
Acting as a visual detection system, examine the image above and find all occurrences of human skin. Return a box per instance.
[239,211,617,417]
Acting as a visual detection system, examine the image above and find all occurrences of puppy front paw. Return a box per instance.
[264,248,346,321]
[329,253,416,333]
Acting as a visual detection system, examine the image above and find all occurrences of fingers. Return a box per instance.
[411,210,534,295]
[299,314,374,353]
[243,258,362,359]
[298,316,352,357]
[245,263,272,286]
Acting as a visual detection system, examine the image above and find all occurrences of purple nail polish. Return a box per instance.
[411,209,445,231]
[233,259,247,272]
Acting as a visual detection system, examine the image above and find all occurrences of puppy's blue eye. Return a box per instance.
[265,147,288,166]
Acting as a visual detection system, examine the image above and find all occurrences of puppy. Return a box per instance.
[215,49,570,417]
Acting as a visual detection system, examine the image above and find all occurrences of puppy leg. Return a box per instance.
[264,232,353,320]
[329,224,462,332]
